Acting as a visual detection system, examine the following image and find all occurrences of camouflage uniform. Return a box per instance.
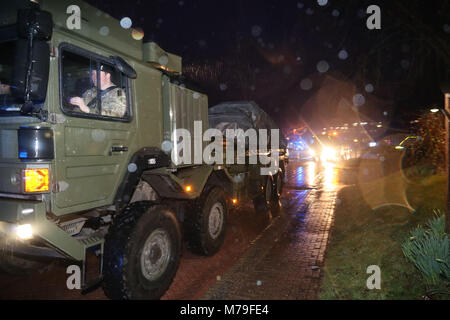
[82,86,127,118]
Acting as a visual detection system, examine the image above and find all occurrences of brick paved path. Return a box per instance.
[202,162,337,299]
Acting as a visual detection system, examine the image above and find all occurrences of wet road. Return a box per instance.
[0,160,341,300]
[202,160,338,299]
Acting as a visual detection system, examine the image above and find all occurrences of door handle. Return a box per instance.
[110,146,128,153]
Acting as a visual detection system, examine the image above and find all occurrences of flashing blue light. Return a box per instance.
[19,151,28,159]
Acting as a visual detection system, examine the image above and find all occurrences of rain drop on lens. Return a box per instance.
[127,163,137,173]
[99,26,109,36]
[251,25,262,37]
[316,60,329,73]
[338,49,348,60]
[353,94,365,107]
[300,78,312,90]
[161,141,173,152]
[120,17,132,29]
[159,56,169,66]
[365,84,374,93]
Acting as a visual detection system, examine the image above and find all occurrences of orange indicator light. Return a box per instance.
[24,169,49,193]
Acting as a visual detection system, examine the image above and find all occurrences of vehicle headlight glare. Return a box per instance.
[16,224,33,240]
[321,147,336,162]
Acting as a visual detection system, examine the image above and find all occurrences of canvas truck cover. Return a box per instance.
[208,101,279,131]
[208,101,286,148]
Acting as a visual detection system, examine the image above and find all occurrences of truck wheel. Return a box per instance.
[279,163,286,194]
[187,187,227,256]
[253,176,272,214]
[270,173,283,217]
[102,203,181,300]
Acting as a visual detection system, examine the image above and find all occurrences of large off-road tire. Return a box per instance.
[102,202,181,300]
[253,175,273,214]
[0,239,48,275]
[270,173,283,217]
[186,187,227,256]
[279,162,286,194]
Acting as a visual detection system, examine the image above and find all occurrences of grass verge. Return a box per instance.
[319,168,448,300]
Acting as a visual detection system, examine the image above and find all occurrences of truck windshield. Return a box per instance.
[0,40,45,116]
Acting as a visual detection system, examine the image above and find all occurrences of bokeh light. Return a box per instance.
[132,28,144,40]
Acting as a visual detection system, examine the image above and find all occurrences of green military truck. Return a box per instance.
[0,0,286,299]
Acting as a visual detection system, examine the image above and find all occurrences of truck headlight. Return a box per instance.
[16,224,33,240]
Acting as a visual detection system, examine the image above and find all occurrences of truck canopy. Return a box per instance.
[208,101,280,133]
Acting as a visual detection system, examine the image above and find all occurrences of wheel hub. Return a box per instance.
[208,202,224,239]
[140,228,171,281]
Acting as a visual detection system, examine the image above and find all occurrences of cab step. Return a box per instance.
[81,275,104,295]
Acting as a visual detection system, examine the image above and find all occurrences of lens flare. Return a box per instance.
[132,28,144,40]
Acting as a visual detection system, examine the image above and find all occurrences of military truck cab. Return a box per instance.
[0,0,285,299]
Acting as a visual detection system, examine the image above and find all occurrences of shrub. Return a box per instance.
[401,212,450,297]
[405,112,445,173]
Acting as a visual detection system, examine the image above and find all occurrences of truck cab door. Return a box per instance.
[52,45,136,214]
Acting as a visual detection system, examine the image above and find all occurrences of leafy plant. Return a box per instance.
[404,112,446,174]
[401,212,450,297]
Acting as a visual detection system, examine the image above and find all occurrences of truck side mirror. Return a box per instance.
[111,56,137,79]
[11,8,52,106]
[17,8,52,41]
[11,39,50,102]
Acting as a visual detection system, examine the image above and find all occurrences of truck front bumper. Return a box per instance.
[0,198,86,261]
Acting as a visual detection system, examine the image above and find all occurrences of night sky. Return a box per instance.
[85,0,450,133]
